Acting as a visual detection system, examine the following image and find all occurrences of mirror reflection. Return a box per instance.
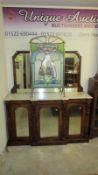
[69,105,82,135]
[40,107,59,137]
[15,52,31,89]
[15,107,29,137]
[65,52,80,88]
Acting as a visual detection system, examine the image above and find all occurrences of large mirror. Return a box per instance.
[12,51,82,93]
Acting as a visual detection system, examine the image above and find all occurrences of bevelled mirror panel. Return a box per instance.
[69,105,82,135]
[15,107,29,137]
[40,107,59,138]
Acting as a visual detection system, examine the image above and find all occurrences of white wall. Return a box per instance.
[0,3,8,154]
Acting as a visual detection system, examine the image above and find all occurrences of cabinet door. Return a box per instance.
[65,101,90,140]
[68,105,83,137]
[40,107,59,138]
[36,102,63,144]
[15,106,29,137]
[6,102,32,145]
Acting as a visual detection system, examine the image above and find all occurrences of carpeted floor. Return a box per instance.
[0,138,98,175]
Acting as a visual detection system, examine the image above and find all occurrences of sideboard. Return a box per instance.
[5,91,92,146]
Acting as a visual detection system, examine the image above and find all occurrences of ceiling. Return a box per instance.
[1,0,98,8]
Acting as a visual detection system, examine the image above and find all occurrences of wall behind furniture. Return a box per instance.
[0,3,8,154]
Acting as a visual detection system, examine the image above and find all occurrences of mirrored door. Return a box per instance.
[15,107,29,137]
[68,105,82,135]
[40,107,60,138]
